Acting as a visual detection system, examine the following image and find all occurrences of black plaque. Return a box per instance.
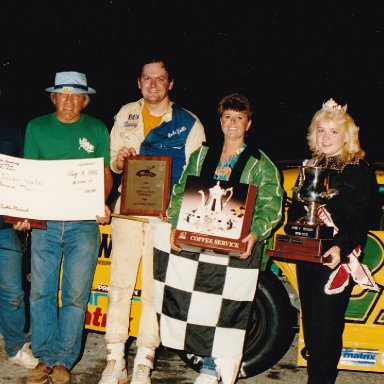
[284,222,334,239]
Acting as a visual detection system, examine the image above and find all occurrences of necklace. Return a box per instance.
[314,154,359,171]
[215,144,246,180]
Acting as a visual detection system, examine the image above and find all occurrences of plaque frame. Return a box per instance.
[120,155,172,216]
[174,176,257,257]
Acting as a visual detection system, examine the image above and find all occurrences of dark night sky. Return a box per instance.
[1,1,384,162]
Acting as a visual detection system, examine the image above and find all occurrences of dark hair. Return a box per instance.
[217,93,253,119]
[138,56,174,82]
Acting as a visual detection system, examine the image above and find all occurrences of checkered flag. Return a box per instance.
[153,222,259,361]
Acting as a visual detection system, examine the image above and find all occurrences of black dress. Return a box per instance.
[288,156,377,384]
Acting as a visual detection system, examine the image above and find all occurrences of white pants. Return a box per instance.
[104,197,160,350]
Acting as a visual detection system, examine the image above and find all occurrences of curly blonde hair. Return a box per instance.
[306,105,365,161]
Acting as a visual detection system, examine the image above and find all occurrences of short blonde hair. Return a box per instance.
[306,106,365,161]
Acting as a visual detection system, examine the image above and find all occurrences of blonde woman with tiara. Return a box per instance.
[287,98,379,384]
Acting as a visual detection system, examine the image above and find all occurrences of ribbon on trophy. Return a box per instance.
[317,205,379,295]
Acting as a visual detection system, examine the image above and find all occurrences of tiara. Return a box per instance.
[322,98,347,113]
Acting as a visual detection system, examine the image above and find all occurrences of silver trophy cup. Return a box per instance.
[294,166,338,225]
[266,166,339,263]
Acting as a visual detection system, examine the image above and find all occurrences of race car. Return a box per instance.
[86,164,384,378]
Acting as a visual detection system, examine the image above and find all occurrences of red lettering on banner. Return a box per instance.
[85,307,107,328]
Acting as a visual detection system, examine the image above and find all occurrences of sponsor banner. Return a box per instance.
[340,348,378,367]
[84,224,142,335]
[297,323,384,372]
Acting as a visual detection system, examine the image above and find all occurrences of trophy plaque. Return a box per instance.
[174,176,257,257]
[120,155,172,216]
[267,166,338,263]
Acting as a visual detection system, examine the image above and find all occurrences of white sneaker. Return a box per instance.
[9,342,38,369]
[130,364,151,384]
[194,373,219,384]
[98,359,128,384]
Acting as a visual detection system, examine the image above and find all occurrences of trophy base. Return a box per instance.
[266,234,334,263]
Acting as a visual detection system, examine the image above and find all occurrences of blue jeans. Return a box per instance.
[200,356,217,377]
[30,221,100,369]
[0,227,30,357]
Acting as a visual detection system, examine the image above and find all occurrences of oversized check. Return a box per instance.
[0,154,105,221]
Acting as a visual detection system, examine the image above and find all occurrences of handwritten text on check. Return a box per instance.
[0,155,105,220]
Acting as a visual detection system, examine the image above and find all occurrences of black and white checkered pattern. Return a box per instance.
[153,222,259,360]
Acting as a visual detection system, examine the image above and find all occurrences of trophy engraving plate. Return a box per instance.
[174,176,257,257]
[120,155,172,216]
[284,223,334,239]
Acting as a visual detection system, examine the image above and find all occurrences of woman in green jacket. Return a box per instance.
[164,93,283,384]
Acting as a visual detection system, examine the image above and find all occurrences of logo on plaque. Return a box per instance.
[267,166,338,263]
[175,176,257,257]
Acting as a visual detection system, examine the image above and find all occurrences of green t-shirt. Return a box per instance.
[24,113,110,166]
